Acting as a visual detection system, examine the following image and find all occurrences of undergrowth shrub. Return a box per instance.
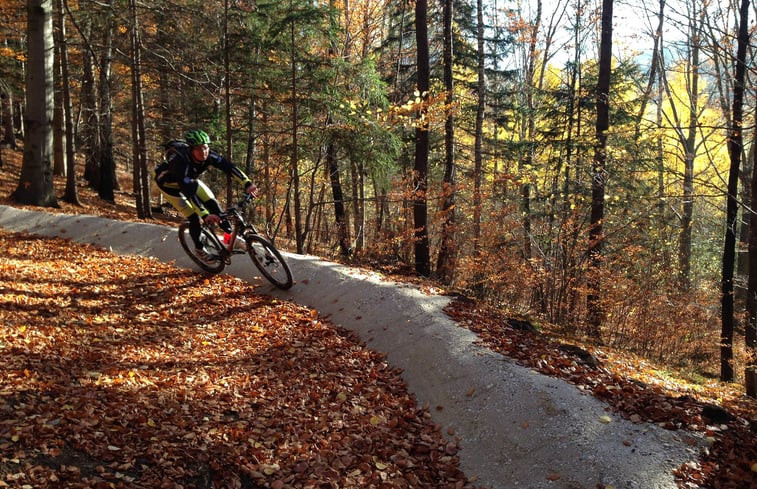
[599,271,720,371]
[450,216,722,377]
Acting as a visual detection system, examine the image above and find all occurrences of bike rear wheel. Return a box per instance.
[245,234,293,289]
[178,222,226,274]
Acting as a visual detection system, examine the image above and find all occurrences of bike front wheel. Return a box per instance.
[178,223,226,274]
[245,234,293,289]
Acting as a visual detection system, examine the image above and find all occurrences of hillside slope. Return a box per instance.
[1,148,756,488]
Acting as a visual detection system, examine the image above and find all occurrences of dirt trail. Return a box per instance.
[0,204,703,489]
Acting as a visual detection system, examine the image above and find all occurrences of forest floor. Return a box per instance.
[0,147,756,488]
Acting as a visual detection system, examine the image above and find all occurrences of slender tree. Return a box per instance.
[748,100,757,397]
[472,0,485,254]
[327,137,351,256]
[223,0,233,207]
[98,0,117,201]
[79,16,100,188]
[436,0,456,283]
[587,0,613,338]
[413,0,430,276]
[560,0,585,220]
[520,1,541,262]
[656,3,703,289]
[0,41,19,150]
[57,0,78,205]
[1,88,16,150]
[128,0,150,216]
[12,0,57,207]
[721,0,749,383]
[290,2,304,253]
[678,6,702,290]
[327,0,351,257]
[52,4,64,177]
[633,0,665,143]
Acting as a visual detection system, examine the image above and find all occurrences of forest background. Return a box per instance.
[1,0,756,397]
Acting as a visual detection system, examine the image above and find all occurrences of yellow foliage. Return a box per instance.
[645,63,730,199]
[0,45,24,62]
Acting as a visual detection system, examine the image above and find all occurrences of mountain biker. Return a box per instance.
[155,129,259,264]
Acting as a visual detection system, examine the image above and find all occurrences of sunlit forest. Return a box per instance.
[1,0,756,394]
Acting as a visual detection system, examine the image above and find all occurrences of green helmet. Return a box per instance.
[184,129,210,146]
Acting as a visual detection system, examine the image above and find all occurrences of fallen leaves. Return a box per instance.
[0,230,473,488]
[1,147,754,487]
[444,298,757,489]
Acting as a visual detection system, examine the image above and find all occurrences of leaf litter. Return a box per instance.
[0,149,756,487]
[0,230,473,488]
[444,298,757,489]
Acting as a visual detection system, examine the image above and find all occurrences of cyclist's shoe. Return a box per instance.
[195,247,218,264]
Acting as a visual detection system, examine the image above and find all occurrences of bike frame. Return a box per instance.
[178,193,293,289]
[206,200,253,263]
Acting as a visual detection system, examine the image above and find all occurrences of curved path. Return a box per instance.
[0,205,703,489]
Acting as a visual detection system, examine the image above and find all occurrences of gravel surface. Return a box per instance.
[0,204,704,489]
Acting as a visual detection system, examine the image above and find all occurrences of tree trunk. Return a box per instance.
[262,106,273,226]
[98,0,117,201]
[721,0,749,383]
[356,159,365,252]
[129,0,140,211]
[747,101,757,398]
[156,8,172,146]
[436,0,456,284]
[223,0,233,207]
[561,5,579,217]
[13,0,58,208]
[0,47,18,149]
[472,0,485,255]
[12,99,23,141]
[57,0,79,205]
[521,0,541,262]
[52,9,65,178]
[347,159,362,250]
[413,0,430,276]
[737,156,752,308]
[375,184,387,239]
[633,0,665,142]
[1,90,17,150]
[327,136,351,256]
[656,55,668,269]
[245,96,256,175]
[587,0,613,338]
[290,11,303,253]
[80,18,100,188]
[490,0,501,201]
[128,0,150,217]
[678,10,701,290]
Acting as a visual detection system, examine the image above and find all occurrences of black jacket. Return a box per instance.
[155,144,252,215]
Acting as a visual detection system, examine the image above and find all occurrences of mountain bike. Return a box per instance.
[177,193,293,290]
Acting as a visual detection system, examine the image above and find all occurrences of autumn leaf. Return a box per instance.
[1,149,755,489]
[444,297,757,489]
[0,229,473,488]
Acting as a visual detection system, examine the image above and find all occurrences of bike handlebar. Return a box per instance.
[221,193,254,216]
[235,193,253,210]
